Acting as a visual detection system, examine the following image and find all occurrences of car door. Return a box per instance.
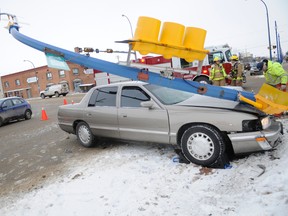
[1,99,15,120]
[84,86,120,139]
[11,98,27,117]
[118,86,169,143]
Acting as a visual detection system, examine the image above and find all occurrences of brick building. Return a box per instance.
[0,62,96,99]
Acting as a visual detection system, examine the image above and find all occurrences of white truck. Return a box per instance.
[40,83,69,99]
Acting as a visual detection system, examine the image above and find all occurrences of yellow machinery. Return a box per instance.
[239,83,288,115]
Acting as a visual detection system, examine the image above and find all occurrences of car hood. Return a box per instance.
[176,94,265,116]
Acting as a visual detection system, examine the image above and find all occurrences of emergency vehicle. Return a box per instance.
[131,45,233,84]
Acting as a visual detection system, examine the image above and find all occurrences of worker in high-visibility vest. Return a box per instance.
[230,55,244,87]
[209,57,228,86]
[257,59,288,92]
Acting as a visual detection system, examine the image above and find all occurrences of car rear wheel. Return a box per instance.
[180,124,225,166]
[24,110,32,120]
[76,122,96,147]
[0,117,3,127]
[55,92,60,97]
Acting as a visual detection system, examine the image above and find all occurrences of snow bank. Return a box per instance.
[1,119,288,216]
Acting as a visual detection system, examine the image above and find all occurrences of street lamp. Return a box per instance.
[24,59,40,93]
[122,14,134,38]
[260,0,272,60]
[121,14,137,61]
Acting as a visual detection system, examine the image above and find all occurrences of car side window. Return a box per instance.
[121,86,150,107]
[88,87,117,107]
[12,98,23,105]
[2,99,13,108]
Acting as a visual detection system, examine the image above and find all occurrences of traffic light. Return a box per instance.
[84,47,94,52]
[130,16,208,62]
[106,49,113,53]
[74,47,83,53]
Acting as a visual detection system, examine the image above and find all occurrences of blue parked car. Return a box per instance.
[0,97,32,126]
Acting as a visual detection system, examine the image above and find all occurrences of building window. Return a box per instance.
[15,79,21,86]
[46,72,52,80]
[4,81,9,88]
[59,70,66,78]
[72,68,79,75]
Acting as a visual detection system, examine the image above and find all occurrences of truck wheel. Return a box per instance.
[41,94,45,99]
[55,92,60,97]
[180,124,225,166]
[76,122,96,147]
[194,76,210,84]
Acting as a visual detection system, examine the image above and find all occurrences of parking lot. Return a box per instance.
[0,94,89,197]
[0,75,265,198]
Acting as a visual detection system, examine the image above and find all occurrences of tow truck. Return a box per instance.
[0,13,287,115]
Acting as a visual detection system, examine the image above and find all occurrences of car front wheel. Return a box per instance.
[180,124,225,166]
[76,122,96,147]
[41,94,45,99]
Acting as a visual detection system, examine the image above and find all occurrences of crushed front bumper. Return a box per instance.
[228,120,283,154]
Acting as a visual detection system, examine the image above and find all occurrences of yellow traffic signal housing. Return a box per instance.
[130,16,209,62]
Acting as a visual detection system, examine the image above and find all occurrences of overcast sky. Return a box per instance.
[0,0,287,76]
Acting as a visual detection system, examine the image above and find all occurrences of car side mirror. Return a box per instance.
[141,100,155,109]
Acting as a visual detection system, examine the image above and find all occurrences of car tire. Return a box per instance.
[0,117,3,127]
[55,92,60,97]
[76,122,96,147]
[41,94,45,99]
[180,124,225,166]
[194,76,210,84]
[24,110,32,120]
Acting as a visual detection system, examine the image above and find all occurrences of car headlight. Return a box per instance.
[261,116,271,130]
[242,119,262,132]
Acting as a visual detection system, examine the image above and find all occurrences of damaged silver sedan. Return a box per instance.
[58,81,283,167]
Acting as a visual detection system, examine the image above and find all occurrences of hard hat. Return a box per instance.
[213,57,220,62]
[230,55,239,61]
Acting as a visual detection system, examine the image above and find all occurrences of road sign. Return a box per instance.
[45,53,70,71]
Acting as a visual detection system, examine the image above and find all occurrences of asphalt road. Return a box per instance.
[0,74,265,199]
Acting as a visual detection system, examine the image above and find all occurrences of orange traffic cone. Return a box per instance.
[41,107,48,121]
[63,98,68,105]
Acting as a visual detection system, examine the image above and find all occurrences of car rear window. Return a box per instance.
[88,86,117,107]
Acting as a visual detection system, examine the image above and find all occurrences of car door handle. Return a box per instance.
[121,114,127,118]
[87,113,92,116]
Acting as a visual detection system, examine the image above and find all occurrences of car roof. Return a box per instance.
[95,81,146,88]
[0,96,25,102]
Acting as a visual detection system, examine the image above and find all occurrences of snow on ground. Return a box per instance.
[1,119,288,216]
